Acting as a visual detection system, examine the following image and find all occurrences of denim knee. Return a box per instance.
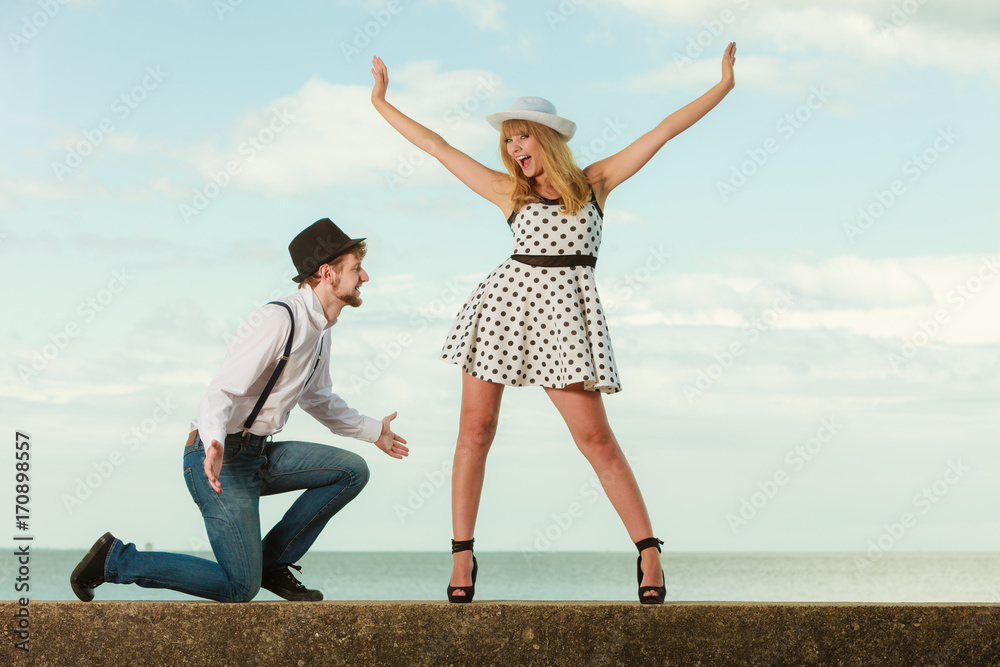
[223,579,260,603]
[352,456,370,490]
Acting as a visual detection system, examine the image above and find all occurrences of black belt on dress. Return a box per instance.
[510,254,597,268]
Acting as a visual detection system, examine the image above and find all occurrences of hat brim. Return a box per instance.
[291,237,366,283]
[486,111,576,140]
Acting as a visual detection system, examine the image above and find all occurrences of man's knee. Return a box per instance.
[225,580,260,603]
[352,456,370,489]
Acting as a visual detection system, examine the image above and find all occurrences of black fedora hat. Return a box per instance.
[289,218,366,283]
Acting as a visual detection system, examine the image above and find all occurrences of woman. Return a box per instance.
[371,44,736,603]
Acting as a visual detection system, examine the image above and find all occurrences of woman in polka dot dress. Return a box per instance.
[371,44,736,604]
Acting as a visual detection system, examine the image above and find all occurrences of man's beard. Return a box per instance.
[334,279,362,308]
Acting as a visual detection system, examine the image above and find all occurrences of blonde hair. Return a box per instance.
[499,119,591,216]
[298,242,368,289]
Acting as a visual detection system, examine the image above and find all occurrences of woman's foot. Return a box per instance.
[448,550,475,598]
[638,546,664,600]
[634,537,666,604]
[447,538,478,603]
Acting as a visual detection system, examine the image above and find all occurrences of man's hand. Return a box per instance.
[204,440,223,493]
[376,412,409,459]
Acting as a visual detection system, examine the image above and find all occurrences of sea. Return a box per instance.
[6,550,1000,602]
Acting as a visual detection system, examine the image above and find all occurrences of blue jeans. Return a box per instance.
[102,432,369,602]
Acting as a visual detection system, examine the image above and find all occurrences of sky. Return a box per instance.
[1,0,998,565]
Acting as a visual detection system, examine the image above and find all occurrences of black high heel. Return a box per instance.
[635,537,666,605]
[447,538,478,603]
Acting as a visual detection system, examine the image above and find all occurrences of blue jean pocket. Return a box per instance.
[222,439,245,464]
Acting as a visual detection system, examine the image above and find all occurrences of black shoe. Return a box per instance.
[261,564,323,601]
[447,538,478,603]
[635,537,666,605]
[70,532,116,602]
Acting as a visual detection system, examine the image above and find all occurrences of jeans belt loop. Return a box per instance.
[233,430,267,446]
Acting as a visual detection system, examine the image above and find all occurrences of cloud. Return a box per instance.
[608,0,1000,35]
[137,370,214,387]
[726,254,934,309]
[1,176,112,203]
[426,0,505,30]
[0,380,144,405]
[626,55,857,118]
[0,171,191,206]
[9,63,508,203]
[177,63,508,196]
[610,252,1000,345]
[612,0,1000,87]
[603,208,650,226]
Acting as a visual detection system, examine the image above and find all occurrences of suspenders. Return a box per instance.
[240,301,296,439]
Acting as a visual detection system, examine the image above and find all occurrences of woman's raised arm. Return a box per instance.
[587,43,737,205]
[371,56,511,211]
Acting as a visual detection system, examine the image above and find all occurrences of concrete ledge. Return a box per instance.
[3,601,999,666]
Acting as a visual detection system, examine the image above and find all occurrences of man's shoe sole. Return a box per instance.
[70,532,115,602]
[260,585,323,602]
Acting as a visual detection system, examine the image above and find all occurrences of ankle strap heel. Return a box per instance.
[634,537,663,553]
[447,538,478,603]
[634,537,666,605]
[451,538,475,554]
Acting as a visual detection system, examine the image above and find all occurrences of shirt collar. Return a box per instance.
[302,285,336,330]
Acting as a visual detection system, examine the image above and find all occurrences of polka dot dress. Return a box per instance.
[441,195,621,393]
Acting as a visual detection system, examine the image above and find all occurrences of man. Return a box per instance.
[70,218,408,602]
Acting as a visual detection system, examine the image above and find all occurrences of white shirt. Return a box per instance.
[191,286,382,451]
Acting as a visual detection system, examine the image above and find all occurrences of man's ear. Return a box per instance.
[318,263,334,283]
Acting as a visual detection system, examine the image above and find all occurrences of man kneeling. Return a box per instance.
[70,219,408,602]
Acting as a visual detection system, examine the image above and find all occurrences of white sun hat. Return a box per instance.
[486,96,577,140]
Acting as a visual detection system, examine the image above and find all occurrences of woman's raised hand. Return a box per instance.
[721,42,737,88]
[371,55,389,105]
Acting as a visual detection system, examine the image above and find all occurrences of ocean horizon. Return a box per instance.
[8,550,999,604]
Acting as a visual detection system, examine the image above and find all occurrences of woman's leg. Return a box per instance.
[449,370,505,594]
[544,382,664,597]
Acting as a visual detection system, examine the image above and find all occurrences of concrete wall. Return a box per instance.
[2,601,999,666]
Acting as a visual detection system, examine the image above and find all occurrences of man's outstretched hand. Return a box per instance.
[376,412,409,459]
